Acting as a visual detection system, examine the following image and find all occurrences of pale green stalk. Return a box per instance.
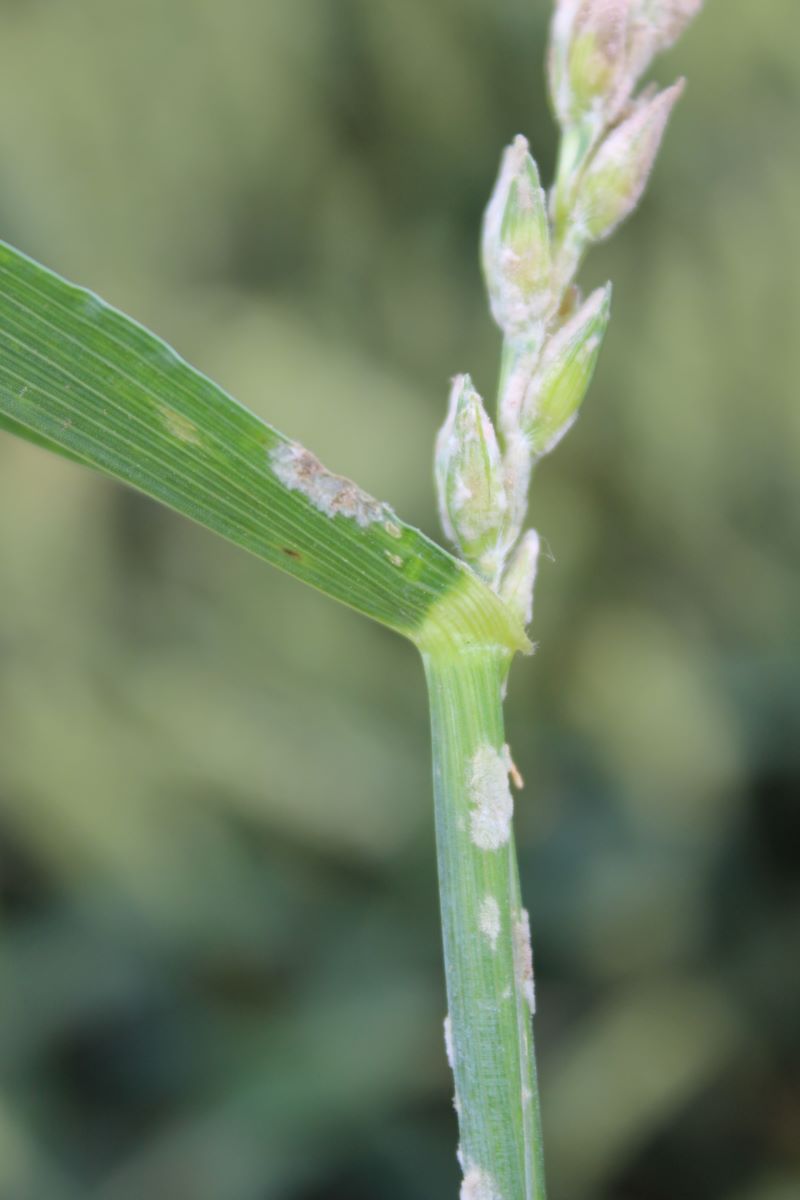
[421,644,545,1200]
[431,4,705,1195]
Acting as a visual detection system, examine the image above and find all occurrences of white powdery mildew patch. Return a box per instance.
[467,743,514,850]
[479,894,501,951]
[513,908,536,1015]
[461,1163,502,1200]
[270,442,391,528]
[443,1014,455,1071]
[444,1015,460,1113]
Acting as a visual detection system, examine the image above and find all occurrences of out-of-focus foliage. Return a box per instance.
[0,1,797,1197]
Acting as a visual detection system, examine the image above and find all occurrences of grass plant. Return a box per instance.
[0,3,704,1196]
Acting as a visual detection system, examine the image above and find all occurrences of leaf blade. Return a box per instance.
[0,240,527,652]
[0,408,93,467]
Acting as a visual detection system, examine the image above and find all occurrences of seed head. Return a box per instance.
[549,0,702,130]
[434,375,510,578]
[573,79,683,243]
[482,136,552,341]
[521,283,611,457]
[549,0,633,129]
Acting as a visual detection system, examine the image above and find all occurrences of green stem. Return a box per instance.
[422,647,547,1200]
[550,120,598,291]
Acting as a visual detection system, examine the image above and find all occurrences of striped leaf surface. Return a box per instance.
[0,241,526,654]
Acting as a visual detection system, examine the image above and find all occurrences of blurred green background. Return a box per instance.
[0,1,798,1198]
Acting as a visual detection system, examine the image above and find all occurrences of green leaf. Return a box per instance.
[0,240,527,654]
[0,409,92,467]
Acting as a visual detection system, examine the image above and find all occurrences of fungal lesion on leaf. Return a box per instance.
[158,404,201,446]
[270,441,394,530]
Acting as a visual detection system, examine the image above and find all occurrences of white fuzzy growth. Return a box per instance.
[641,0,704,57]
[500,529,540,629]
[270,442,388,528]
[513,908,536,1014]
[548,0,583,125]
[451,474,474,514]
[461,1164,502,1200]
[498,343,544,437]
[549,0,631,127]
[479,894,501,951]
[444,1014,455,1070]
[481,135,552,339]
[435,374,509,566]
[467,744,514,851]
[549,0,701,132]
[501,432,533,556]
[577,80,685,242]
[482,136,530,271]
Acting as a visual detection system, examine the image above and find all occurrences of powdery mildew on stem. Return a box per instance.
[444,1015,461,1114]
[513,908,536,1014]
[467,743,514,850]
[444,1014,456,1070]
[461,1163,502,1200]
[270,441,392,528]
[479,894,501,951]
